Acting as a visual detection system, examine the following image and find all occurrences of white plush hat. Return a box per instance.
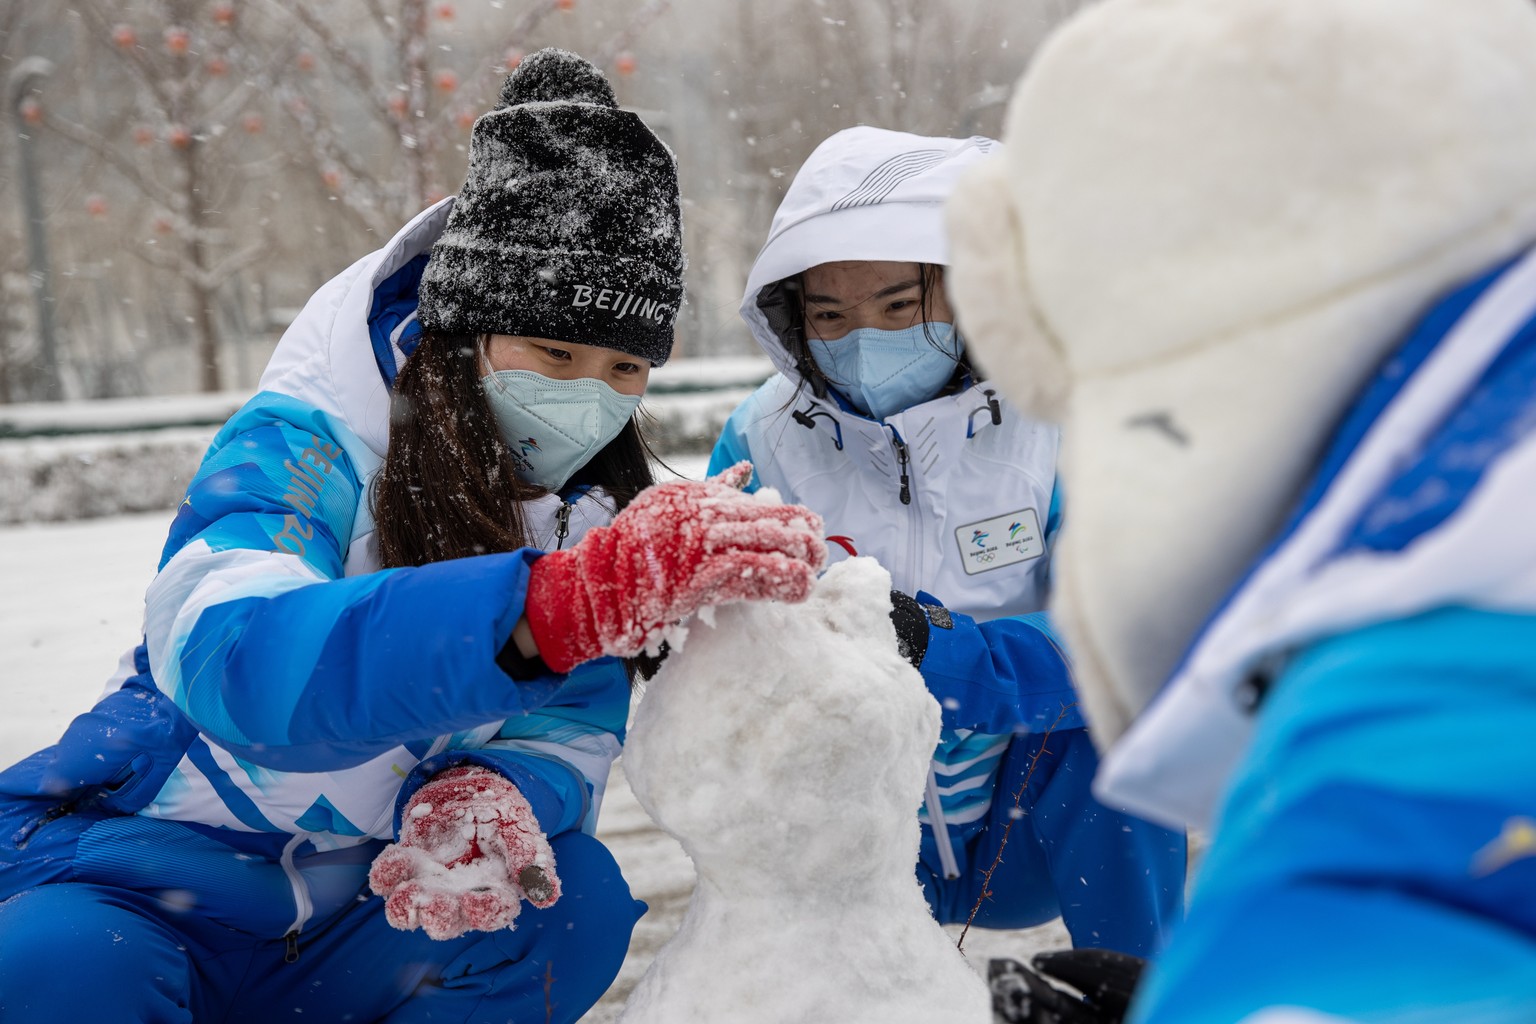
[946,0,1536,744]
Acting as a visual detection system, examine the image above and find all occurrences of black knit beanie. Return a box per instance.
[417,48,685,365]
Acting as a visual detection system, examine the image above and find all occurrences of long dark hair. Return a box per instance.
[372,330,657,569]
[769,263,975,401]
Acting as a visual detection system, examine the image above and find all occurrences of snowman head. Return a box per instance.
[623,558,941,893]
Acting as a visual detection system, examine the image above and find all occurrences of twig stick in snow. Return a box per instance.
[955,701,1077,954]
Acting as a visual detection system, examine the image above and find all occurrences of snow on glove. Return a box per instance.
[368,766,560,940]
[524,461,826,673]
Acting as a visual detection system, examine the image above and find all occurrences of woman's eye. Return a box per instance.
[615,362,642,375]
[811,310,842,322]
[888,299,916,313]
[541,347,572,361]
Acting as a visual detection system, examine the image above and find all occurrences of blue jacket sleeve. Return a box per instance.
[144,393,573,774]
[394,657,630,837]
[917,606,1086,734]
[395,748,588,839]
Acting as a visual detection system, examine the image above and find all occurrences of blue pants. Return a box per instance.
[1131,608,1536,1023]
[0,831,642,1023]
[919,726,1187,956]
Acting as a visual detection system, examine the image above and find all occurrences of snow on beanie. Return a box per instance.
[417,48,685,365]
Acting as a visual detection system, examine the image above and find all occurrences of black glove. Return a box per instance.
[889,590,931,668]
[890,588,961,668]
[990,949,1146,1024]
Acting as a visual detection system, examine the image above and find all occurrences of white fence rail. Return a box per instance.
[0,358,772,524]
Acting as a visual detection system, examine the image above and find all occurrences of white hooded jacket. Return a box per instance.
[711,128,1077,878]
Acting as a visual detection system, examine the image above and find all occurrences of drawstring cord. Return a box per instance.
[792,405,845,451]
[966,389,1003,438]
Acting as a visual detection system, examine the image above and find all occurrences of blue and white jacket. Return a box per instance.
[1097,246,1536,831]
[0,199,630,940]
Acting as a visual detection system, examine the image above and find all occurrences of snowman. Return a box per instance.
[618,556,991,1024]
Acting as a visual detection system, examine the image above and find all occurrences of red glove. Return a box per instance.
[525,461,826,673]
[368,766,560,940]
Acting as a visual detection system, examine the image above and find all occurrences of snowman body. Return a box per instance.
[618,557,990,1024]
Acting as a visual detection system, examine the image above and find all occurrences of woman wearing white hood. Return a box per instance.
[709,126,1186,965]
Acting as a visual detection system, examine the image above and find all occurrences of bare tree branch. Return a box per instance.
[267,80,397,235]
[263,0,402,127]
[497,0,563,55]
[127,237,191,276]
[39,112,179,210]
[591,0,673,67]
[72,3,181,119]
[357,0,393,35]
[195,239,267,292]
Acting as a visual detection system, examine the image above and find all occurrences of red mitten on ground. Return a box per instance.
[525,461,827,673]
[368,766,560,940]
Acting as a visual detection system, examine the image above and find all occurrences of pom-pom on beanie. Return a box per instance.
[417,48,685,365]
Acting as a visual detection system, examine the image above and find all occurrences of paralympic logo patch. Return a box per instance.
[955,508,1045,575]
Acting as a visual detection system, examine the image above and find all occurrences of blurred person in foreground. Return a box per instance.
[0,49,823,1024]
[945,0,1536,1021]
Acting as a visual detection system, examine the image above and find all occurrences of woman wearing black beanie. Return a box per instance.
[0,49,824,1024]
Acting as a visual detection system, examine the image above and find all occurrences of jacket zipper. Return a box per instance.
[889,422,954,875]
[924,768,961,880]
[555,500,573,549]
[13,761,138,849]
[13,800,77,849]
[885,424,926,583]
[890,433,912,506]
[280,832,313,962]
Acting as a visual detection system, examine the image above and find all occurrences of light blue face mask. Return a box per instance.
[480,369,642,492]
[807,321,965,421]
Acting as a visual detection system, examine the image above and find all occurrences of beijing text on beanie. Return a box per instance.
[416,48,685,366]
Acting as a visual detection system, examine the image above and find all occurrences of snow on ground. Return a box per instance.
[0,452,1067,1020]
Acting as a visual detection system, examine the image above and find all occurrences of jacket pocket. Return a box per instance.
[0,759,116,899]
